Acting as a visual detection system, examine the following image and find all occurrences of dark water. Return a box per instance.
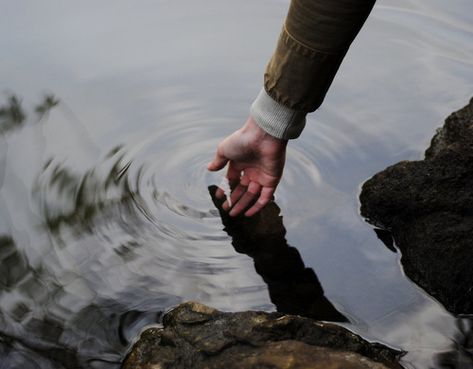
[1,1,473,368]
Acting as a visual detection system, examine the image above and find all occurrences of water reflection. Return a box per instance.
[0,94,58,135]
[0,113,349,368]
[0,235,85,368]
[0,231,162,368]
[0,0,472,367]
[0,94,165,368]
[436,316,473,368]
[0,90,284,368]
[35,95,59,120]
[0,95,26,134]
[0,89,466,368]
[34,146,141,239]
[374,228,397,254]
[209,186,347,323]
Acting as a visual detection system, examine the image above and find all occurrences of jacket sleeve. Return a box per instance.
[251,0,376,139]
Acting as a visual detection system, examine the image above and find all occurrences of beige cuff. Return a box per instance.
[250,88,306,140]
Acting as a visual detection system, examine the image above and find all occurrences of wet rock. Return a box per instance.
[122,302,403,369]
[360,98,473,314]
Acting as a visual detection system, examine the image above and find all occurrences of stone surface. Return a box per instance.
[360,98,473,314]
[122,302,402,369]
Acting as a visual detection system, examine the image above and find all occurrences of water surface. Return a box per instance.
[1,1,473,368]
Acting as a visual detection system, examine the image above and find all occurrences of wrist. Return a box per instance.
[243,116,288,147]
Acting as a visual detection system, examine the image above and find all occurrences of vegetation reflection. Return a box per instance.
[0,94,58,135]
[34,146,141,241]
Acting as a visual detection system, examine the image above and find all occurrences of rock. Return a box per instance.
[122,302,403,369]
[360,98,473,314]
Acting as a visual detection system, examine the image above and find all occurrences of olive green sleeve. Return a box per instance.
[266,0,376,112]
[251,0,376,139]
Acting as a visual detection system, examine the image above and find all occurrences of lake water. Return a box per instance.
[1,1,473,368]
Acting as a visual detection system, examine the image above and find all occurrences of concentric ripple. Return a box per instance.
[113,119,233,237]
[33,115,273,311]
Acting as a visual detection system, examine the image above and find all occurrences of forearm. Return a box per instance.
[251,0,376,139]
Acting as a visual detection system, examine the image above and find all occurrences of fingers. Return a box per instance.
[229,181,261,217]
[214,165,277,216]
[244,187,275,217]
[222,183,245,210]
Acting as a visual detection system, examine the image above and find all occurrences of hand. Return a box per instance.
[207,116,287,217]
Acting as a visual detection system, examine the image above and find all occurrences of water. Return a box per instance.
[1,0,472,368]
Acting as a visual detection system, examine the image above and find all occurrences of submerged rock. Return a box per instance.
[360,98,473,314]
[122,302,402,369]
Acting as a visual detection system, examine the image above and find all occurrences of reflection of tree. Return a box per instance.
[0,236,30,292]
[435,316,473,368]
[0,94,58,135]
[35,95,59,120]
[0,235,85,368]
[0,95,26,134]
[209,186,347,323]
[33,146,145,245]
[0,234,157,368]
[1,92,161,368]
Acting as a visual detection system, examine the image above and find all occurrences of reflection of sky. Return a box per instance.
[1,0,284,143]
[1,0,473,368]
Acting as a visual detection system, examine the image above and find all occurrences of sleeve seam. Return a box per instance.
[282,23,346,57]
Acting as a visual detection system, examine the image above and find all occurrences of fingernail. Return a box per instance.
[229,209,239,217]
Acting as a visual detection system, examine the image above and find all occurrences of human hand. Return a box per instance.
[207,116,287,217]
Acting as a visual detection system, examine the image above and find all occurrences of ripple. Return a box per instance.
[115,120,231,237]
[3,1,472,367]
[32,115,267,316]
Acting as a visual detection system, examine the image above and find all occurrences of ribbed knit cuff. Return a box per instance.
[250,88,306,140]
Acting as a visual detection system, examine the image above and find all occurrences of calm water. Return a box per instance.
[1,1,473,368]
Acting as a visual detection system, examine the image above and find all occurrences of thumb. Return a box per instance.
[207,152,228,171]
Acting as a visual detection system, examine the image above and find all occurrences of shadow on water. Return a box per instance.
[208,185,347,323]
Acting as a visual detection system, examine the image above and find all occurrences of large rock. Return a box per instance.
[122,302,402,369]
[360,98,473,314]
